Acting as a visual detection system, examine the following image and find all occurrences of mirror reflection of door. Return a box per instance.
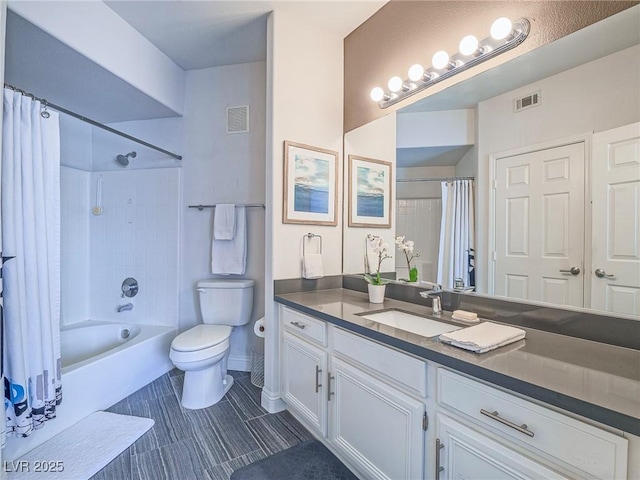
[591,122,640,315]
[490,122,640,315]
[492,141,585,307]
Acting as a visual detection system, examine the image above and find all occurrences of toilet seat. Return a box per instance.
[170,325,232,364]
[172,325,232,351]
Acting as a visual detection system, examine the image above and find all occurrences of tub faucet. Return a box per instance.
[117,303,133,313]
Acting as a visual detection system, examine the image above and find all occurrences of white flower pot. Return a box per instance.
[367,284,386,304]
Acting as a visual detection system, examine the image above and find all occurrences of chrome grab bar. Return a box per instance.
[480,409,535,437]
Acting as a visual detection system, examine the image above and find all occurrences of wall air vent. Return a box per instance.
[513,90,541,113]
[227,105,249,134]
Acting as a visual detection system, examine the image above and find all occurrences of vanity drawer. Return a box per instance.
[281,307,327,346]
[437,369,628,479]
[333,327,427,398]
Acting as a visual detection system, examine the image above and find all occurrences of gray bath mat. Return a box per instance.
[230,440,358,480]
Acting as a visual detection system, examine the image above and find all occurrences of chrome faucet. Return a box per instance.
[117,303,133,313]
[419,288,442,315]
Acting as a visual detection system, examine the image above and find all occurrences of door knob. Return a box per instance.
[559,266,581,275]
[595,268,615,279]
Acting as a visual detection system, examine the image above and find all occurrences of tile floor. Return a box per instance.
[90,370,314,480]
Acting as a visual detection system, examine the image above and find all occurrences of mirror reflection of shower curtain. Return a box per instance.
[437,180,475,289]
[1,88,62,442]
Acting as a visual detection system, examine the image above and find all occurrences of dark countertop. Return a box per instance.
[275,288,640,436]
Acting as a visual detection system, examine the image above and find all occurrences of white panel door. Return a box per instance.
[494,143,585,307]
[436,414,568,480]
[591,122,640,315]
[281,331,328,436]
[329,358,424,480]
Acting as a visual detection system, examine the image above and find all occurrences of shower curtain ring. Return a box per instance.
[41,100,50,119]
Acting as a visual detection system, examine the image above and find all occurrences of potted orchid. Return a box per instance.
[364,235,392,303]
[395,235,420,282]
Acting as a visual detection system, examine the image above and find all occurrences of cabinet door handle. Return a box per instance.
[315,365,322,393]
[435,438,444,480]
[480,409,535,437]
[290,321,306,330]
[327,372,335,401]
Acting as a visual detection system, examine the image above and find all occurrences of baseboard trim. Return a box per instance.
[228,355,251,372]
[261,387,286,413]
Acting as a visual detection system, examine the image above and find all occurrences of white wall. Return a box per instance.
[475,45,640,292]
[8,0,184,115]
[59,116,92,325]
[180,61,267,370]
[396,109,474,149]
[396,165,455,199]
[263,10,344,411]
[60,167,90,325]
[89,168,181,327]
[85,61,266,368]
[396,198,441,283]
[343,113,396,274]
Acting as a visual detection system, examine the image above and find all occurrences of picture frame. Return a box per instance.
[283,141,339,226]
[348,155,392,228]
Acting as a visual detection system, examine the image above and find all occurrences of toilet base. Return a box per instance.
[181,365,234,410]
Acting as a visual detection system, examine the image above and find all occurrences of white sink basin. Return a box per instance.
[359,309,462,338]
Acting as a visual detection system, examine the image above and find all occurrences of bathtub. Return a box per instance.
[5,320,176,461]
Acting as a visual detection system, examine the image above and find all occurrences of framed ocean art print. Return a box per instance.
[283,141,339,226]
[348,155,392,228]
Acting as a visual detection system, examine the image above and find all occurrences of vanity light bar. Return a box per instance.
[372,17,531,109]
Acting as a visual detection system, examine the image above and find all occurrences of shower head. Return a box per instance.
[116,151,137,166]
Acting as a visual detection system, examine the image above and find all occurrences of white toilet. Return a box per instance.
[170,279,254,409]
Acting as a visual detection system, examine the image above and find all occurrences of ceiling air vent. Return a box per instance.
[513,90,541,113]
[227,105,249,134]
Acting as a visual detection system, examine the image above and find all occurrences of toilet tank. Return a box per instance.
[197,279,254,326]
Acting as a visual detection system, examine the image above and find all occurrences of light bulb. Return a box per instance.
[432,50,450,70]
[459,35,479,56]
[388,76,404,92]
[408,64,425,82]
[370,87,385,102]
[491,17,513,40]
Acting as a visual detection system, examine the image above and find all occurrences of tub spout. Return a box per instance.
[117,303,133,313]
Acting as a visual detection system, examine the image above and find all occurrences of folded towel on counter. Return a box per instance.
[439,322,526,354]
[303,253,324,279]
[211,206,246,274]
[213,204,237,240]
[452,310,479,324]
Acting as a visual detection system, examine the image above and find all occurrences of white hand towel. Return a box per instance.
[214,204,236,240]
[303,253,324,279]
[439,322,526,354]
[211,206,246,274]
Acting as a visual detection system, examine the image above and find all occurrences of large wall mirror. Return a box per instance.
[343,5,640,317]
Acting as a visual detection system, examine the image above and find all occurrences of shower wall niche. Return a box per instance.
[60,115,180,328]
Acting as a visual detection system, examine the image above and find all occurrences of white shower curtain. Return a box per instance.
[437,179,475,289]
[1,88,61,442]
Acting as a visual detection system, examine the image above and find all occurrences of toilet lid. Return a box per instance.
[172,325,232,352]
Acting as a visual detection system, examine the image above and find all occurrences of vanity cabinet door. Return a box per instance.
[281,331,328,436]
[436,414,568,480]
[329,357,425,480]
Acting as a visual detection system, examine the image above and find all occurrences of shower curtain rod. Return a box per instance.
[3,83,183,161]
[397,176,474,183]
